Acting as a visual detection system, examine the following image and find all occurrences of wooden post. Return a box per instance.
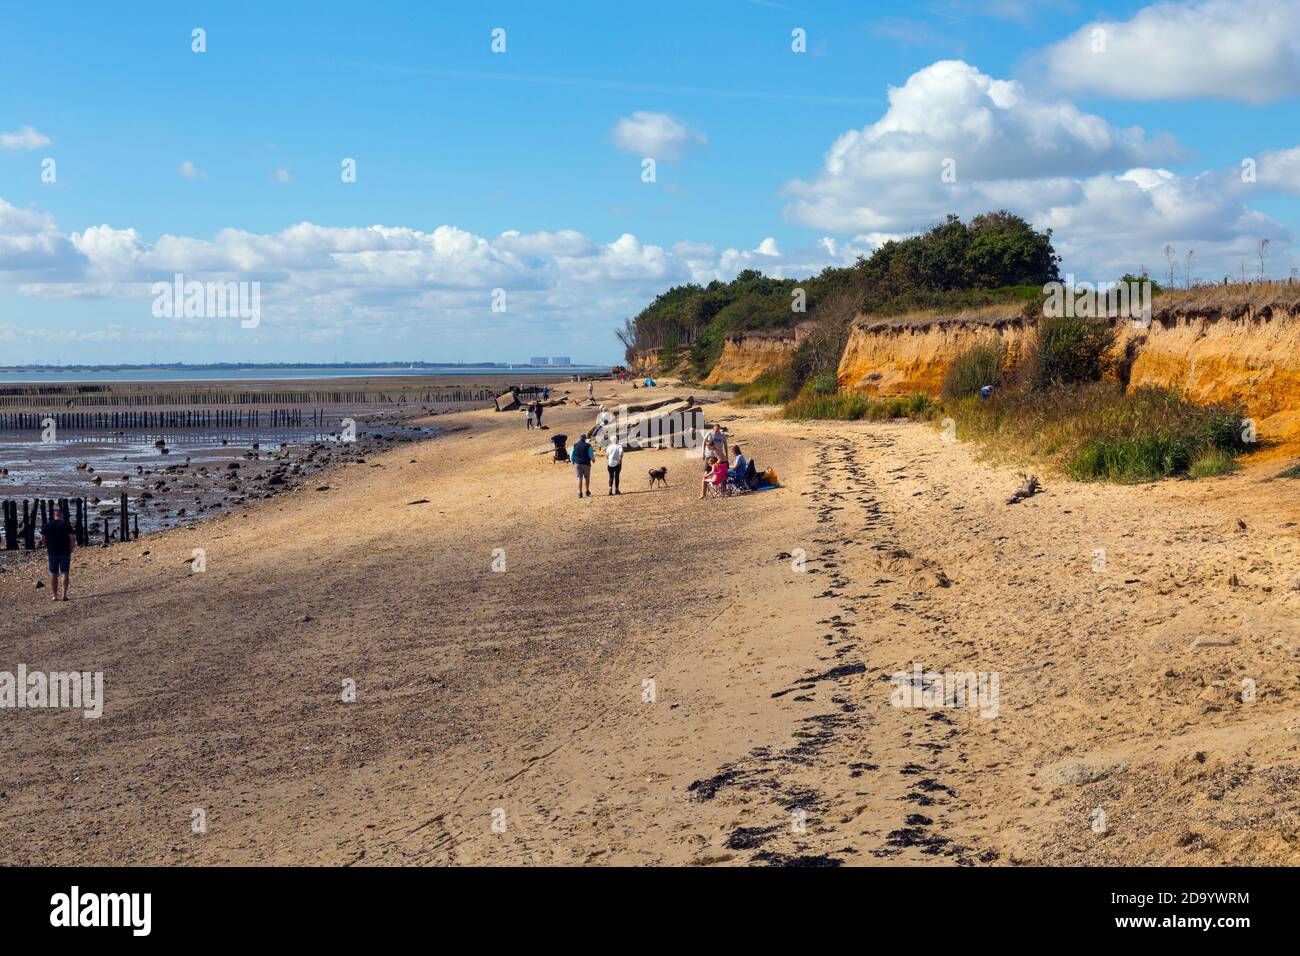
[3,501,16,550]
[120,491,128,543]
[22,500,35,549]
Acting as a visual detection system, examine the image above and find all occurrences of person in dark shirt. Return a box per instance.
[40,507,75,602]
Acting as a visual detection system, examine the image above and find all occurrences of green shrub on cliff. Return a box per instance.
[1028,315,1116,388]
[941,342,1005,400]
[943,383,1248,483]
[617,212,1061,375]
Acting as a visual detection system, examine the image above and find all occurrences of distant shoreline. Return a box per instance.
[0,365,611,385]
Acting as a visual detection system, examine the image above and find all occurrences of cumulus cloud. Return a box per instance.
[273,168,292,183]
[1037,168,1289,282]
[772,56,1300,280]
[610,111,706,161]
[179,160,206,180]
[0,201,81,276]
[1036,0,1300,104]
[1252,146,1300,193]
[0,198,874,351]
[0,125,51,150]
[782,60,1182,233]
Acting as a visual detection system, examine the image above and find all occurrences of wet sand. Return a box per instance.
[0,381,1297,865]
[0,372,585,550]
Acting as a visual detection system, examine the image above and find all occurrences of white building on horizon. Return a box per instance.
[551,356,572,366]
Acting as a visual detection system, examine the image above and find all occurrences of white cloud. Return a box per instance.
[782,60,1183,234]
[1035,168,1289,282]
[609,111,706,161]
[1253,146,1300,193]
[0,125,52,150]
[179,160,207,180]
[0,201,82,276]
[771,56,1300,280]
[274,168,292,183]
[1037,0,1300,104]
[0,198,874,351]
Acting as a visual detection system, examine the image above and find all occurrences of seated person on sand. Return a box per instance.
[728,445,747,481]
[700,455,728,498]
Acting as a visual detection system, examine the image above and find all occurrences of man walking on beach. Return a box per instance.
[570,433,595,498]
[606,434,624,495]
[40,506,75,602]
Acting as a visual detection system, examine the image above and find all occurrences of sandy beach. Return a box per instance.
[1,379,1296,866]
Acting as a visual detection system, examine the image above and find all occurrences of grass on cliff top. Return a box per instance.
[1152,280,1300,320]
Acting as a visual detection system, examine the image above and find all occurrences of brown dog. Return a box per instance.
[648,467,669,488]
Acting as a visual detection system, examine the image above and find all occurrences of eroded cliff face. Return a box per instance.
[835,305,1300,444]
[702,324,816,385]
[1117,313,1300,445]
[837,313,1031,397]
[632,348,663,377]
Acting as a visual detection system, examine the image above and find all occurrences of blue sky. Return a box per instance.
[2,0,1299,365]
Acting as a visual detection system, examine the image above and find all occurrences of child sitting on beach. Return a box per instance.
[700,455,728,498]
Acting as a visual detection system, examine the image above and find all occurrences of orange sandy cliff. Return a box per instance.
[833,294,1300,453]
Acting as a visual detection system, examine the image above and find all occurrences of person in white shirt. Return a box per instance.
[702,423,727,461]
[605,438,624,495]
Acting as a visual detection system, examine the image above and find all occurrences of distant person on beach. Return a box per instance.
[40,506,75,602]
[570,434,595,498]
[606,435,624,495]
[542,386,550,400]
[524,403,535,429]
[587,381,594,401]
[534,400,544,428]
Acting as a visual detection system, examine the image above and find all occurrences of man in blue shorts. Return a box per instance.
[40,506,76,602]
[570,434,595,498]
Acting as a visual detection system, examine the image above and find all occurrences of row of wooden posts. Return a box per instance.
[0,409,312,430]
[1,494,136,550]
